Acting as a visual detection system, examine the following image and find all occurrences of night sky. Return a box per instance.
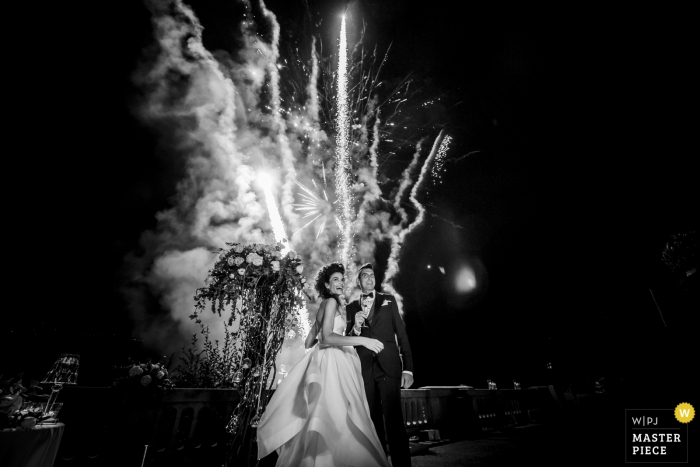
[6,1,696,390]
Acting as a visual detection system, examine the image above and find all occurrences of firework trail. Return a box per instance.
[383,131,446,313]
[335,15,354,268]
[407,130,447,239]
[394,137,427,226]
[258,173,289,253]
[306,37,320,122]
[259,0,299,235]
[349,100,382,288]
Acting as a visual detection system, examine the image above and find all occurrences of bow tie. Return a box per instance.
[361,292,374,299]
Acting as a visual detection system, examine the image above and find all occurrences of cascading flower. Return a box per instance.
[191,241,307,446]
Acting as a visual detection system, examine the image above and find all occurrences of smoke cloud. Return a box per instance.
[125,0,444,370]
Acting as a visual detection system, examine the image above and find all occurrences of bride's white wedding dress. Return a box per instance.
[257,312,390,467]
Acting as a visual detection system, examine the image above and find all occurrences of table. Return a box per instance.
[0,422,65,467]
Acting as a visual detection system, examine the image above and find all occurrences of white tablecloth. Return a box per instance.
[0,422,65,467]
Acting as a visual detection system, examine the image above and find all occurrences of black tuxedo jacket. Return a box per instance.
[345,291,413,382]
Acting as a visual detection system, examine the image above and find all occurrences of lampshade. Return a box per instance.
[42,354,80,385]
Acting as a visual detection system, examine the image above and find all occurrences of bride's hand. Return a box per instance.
[362,338,383,354]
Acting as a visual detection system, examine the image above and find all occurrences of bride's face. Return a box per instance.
[326,272,345,296]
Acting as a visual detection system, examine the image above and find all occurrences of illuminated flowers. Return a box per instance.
[227,257,235,266]
[296,265,303,274]
[238,268,246,275]
[246,252,263,266]
[287,250,297,259]
[114,360,174,394]
[271,260,280,272]
[234,256,244,266]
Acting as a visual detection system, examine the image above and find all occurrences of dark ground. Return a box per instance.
[409,378,695,467]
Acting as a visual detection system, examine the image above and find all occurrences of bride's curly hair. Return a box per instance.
[314,262,345,300]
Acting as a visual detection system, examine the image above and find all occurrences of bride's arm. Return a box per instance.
[304,321,319,349]
[319,299,383,353]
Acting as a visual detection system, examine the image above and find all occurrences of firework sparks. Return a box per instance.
[408,130,447,235]
[430,135,453,185]
[292,180,333,239]
[335,15,354,267]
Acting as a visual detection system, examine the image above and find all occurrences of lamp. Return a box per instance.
[41,354,79,416]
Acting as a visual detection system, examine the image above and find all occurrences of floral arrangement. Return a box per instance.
[194,242,306,319]
[112,358,175,398]
[189,241,307,465]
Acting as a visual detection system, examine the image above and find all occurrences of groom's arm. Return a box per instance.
[389,295,414,383]
[344,305,356,337]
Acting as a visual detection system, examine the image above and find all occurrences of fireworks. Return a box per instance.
[431,135,453,185]
[335,15,355,267]
[383,131,449,312]
[258,172,290,255]
[131,1,452,371]
[292,180,332,239]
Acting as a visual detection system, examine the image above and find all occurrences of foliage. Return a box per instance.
[172,323,238,388]
[188,241,306,465]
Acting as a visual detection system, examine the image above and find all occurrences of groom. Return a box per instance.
[346,263,414,467]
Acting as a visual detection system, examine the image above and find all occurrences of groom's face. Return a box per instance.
[358,268,375,293]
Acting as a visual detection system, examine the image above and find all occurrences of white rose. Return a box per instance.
[238,268,246,275]
[141,375,152,386]
[296,265,304,273]
[227,257,235,266]
[129,366,143,376]
[246,252,264,266]
[234,256,244,266]
[271,261,280,271]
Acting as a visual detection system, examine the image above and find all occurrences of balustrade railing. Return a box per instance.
[54,384,600,465]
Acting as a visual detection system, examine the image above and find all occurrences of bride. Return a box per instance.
[257,262,390,466]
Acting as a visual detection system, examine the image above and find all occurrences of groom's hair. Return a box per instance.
[356,263,374,284]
